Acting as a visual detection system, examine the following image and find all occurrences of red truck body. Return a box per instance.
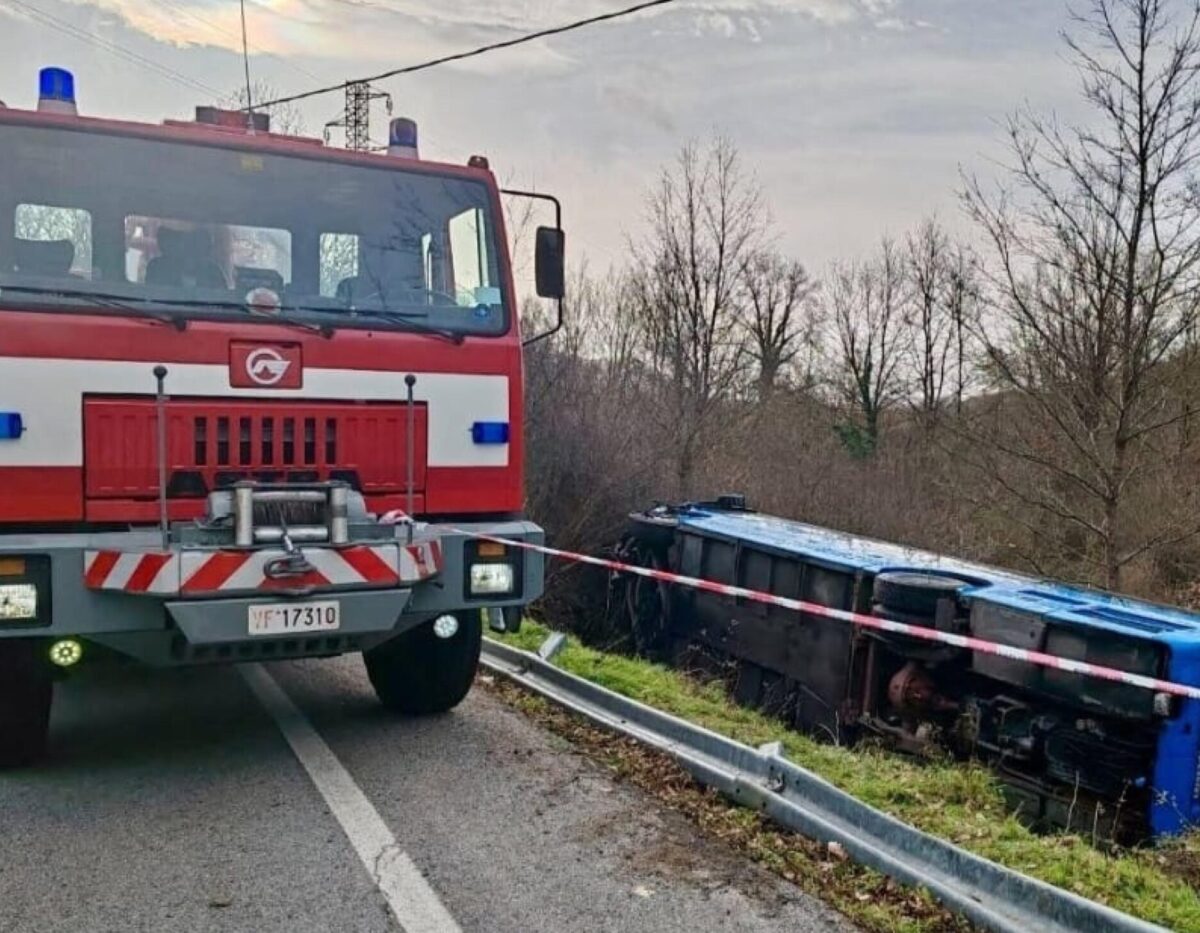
[0,71,555,764]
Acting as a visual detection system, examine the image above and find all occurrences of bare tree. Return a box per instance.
[963,0,1200,589]
[629,137,764,493]
[224,81,306,135]
[827,237,908,456]
[739,248,818,397]
[904,218,956,426]
[900,219,982,425]
[944,242,980,415]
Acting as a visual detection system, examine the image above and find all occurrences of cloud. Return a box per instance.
[57,0,905,63]
[0,0,1082,274]
[599,79,679,134]
[55,0,320,56]
[694,12,738,38]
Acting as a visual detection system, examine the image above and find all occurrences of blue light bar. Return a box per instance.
[471,421,510,445]
[0,413,23,440]
[39,67,75,103]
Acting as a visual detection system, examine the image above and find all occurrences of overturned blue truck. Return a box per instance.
[611,497,1200,841]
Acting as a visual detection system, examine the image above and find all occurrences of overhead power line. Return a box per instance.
[253,0,683,110]
[2,0,223,98]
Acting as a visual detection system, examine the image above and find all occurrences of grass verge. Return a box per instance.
[493,621,1200,932]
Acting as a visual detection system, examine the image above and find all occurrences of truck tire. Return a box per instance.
[363,611,482,715]
[0,641,53,768]
[872,571,968,618]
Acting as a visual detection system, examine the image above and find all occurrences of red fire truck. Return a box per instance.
[0,68,562,764]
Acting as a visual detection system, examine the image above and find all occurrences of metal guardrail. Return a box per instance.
[480,637,1168,933]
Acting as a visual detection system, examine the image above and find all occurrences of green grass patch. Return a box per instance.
[495,621,1200,932]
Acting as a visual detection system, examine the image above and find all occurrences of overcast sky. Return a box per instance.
[0,0,1085,270]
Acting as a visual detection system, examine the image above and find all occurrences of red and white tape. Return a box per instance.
[465,531,1200,703]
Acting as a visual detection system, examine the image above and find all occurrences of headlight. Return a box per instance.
[0,583,37,621]
[469,563,515,596]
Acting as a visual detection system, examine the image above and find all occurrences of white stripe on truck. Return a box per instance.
[0,356,509,467]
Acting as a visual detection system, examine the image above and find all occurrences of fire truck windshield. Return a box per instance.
[0,121,510,335]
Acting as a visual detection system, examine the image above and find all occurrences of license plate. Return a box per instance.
[248,600,340,637]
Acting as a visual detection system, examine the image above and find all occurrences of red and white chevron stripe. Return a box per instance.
[84,540,443,596]
[83,550,180,594]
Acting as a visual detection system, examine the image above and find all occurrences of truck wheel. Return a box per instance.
[872,571,969,618]
[363,611,482,715]
[0,641,53,768]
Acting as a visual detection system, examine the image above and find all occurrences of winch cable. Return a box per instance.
[454,529,1200,702]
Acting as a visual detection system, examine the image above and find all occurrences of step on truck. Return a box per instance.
[0,68,563,764]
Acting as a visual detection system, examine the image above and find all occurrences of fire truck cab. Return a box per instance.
[0,69,559,764]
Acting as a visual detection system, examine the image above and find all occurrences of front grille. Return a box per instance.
[85,397,427,500]
[194,413,337,469]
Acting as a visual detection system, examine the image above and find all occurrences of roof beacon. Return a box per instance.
[37,67,77,116]
[388,118,419,159]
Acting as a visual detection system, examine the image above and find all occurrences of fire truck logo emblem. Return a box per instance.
[245,348,292,386]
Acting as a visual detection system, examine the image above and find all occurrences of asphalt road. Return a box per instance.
[0,655,855,933]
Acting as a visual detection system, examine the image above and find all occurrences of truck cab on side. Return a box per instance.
[0,69,563,764]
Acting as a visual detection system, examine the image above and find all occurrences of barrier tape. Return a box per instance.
[460,530,1200,703]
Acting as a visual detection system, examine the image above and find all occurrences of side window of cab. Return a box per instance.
[12,204,93,280]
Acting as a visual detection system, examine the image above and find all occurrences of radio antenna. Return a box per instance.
[239,0,255,121]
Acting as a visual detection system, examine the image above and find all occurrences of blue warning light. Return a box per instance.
[389,118,418,148]
[39,67,75,103]
[0,413,24,440]
[471,421,509,445]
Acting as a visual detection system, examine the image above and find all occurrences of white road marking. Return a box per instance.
[240,663,461,933]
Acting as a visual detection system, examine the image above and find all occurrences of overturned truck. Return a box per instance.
[611,498,1200,841]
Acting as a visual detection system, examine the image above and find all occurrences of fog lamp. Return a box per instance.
[0,583,36,621]
[49,638,82,667]
[469,563,515,596]
[433,615,459,639]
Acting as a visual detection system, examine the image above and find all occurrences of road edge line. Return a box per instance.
[240,662,460,933]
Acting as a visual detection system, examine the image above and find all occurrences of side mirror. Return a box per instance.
[502,188,565,346]
[535,226,566,300]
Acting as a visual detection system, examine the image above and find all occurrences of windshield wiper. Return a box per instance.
[313,309,465,344]
[0,284,189,330]
[0,284,467,342]
[0,284,334,338]
[118,294,333,338]
[238,306,333,338]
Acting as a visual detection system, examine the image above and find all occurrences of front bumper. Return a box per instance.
[0,521,543,666]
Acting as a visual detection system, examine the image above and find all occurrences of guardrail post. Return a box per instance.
[537,632,567,662]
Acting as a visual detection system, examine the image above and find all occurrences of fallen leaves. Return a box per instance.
[484,675,973,933]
